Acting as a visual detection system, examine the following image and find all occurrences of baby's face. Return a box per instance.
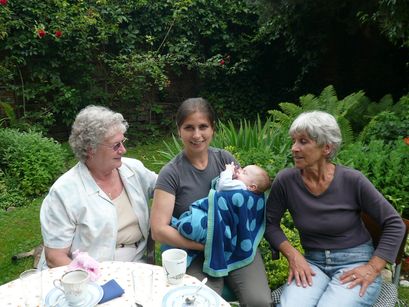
[235,165,258,187]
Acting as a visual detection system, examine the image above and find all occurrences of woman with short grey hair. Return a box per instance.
[39,105,157,268]
[288,111,342,160]
[265,110,405,306]
[69,105,129,162]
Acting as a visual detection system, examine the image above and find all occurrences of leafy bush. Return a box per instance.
[337,139,409,217]
[359,95,409,143]
[0,102,16,127]
[260,221,303,289]
[0,129,67,199]
[212,116,292,177]
[0,170,27,210]
[213,116,290,154]
[268,85,366,146]
[0,0,264,136]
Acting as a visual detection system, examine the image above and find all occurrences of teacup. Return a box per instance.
[53,269,89,305]
[162,248,187,285]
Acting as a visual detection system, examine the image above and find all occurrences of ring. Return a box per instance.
[352,274,357,280]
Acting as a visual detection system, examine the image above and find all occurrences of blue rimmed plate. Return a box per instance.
[45,282,103,307]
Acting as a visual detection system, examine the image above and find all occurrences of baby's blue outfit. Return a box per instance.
[169,176,266,277]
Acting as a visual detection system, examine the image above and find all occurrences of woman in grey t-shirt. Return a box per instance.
[151,97,273,306]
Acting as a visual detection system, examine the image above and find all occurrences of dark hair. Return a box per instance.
[176,97,216,129]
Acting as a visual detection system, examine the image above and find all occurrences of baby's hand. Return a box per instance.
[225,162,236,173]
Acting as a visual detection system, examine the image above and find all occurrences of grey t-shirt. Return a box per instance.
[155,148,237,218]
[265,165,405,263]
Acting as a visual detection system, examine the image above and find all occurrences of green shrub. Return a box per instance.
[213,116,291,154]
[359,95,409,143]
[0,102,16,127]
[268,85,358,146]
[0,170,27,210]
[0,128,67,199]
[260,221,303,289]
[337,139,409,217]
[212,116,293,178]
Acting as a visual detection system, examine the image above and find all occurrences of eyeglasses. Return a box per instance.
[100,137,128,151]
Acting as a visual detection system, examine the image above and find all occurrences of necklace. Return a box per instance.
[90,169,120,200]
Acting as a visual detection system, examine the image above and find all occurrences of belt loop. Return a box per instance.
[117,241,139,248]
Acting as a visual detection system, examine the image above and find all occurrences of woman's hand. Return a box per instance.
[340,257,385,297]
[280,241,316,287]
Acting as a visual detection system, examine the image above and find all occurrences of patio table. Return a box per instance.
[0,261,231,306]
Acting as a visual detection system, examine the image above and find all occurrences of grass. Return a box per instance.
[0,136,408,304]
[0,199,43,285]
[126,137,171,174]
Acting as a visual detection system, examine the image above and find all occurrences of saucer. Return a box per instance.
[162,285,220,306]
[45,282,103,307]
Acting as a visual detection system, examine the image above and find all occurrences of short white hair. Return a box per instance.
[289,111,342,160]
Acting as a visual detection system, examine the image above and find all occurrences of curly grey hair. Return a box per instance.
[69,105,129,162]
[289,111,342,160]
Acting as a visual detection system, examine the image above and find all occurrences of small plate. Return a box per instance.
[162,285,220,307]
[45,282,103,307]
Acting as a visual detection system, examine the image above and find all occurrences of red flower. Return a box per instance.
[55,30,62,38]
[0,0,7,6]
[219,59,225,65]
[37,29,46,38]
[404,137,409,145]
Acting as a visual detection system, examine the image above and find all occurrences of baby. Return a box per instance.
[171,162,271,244]
[168,162,271,275]
[216,162,271,194]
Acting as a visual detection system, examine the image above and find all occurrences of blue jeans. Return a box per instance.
[279,241,382,307]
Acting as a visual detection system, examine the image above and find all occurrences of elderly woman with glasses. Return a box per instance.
[39,105,157,268]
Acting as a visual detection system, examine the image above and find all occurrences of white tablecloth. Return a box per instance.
[0,261,231,306]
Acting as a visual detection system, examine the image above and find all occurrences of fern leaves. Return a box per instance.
[267,85,377,146]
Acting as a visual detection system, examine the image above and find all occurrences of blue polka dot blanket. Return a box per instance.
[167,188,266,277]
